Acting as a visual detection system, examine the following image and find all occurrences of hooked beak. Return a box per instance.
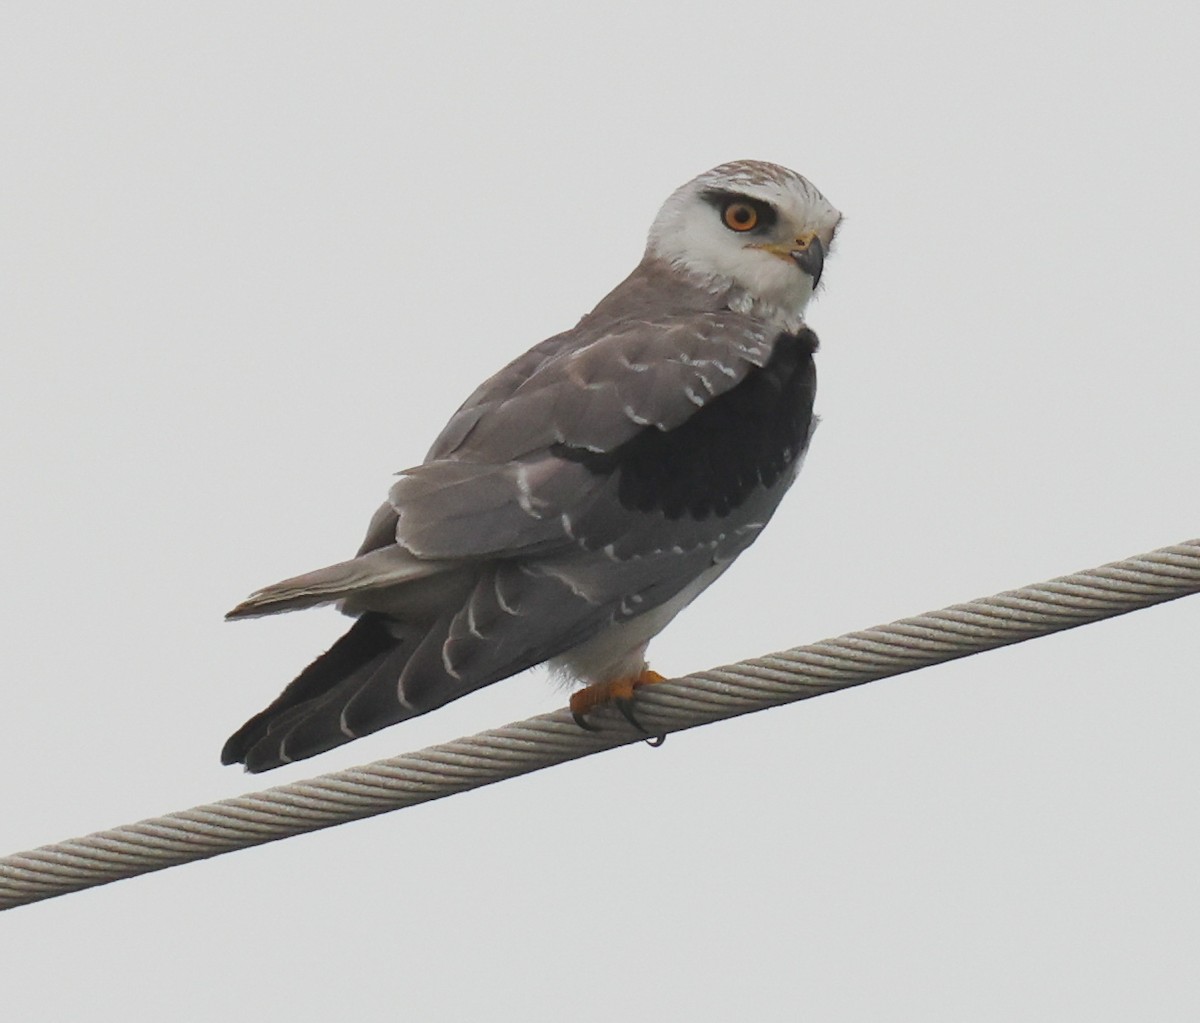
[789,234,824,287]
[753,232,826,287]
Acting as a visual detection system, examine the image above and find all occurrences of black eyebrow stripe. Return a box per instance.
[699,189,779,231]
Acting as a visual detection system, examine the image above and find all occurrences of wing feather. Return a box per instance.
[389,313,782,560]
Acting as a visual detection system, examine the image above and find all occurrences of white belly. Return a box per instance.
[547,561,731,686]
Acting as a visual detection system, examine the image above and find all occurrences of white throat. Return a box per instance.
[665,257,817,334]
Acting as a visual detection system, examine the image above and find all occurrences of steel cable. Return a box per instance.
[2,538,1196,911]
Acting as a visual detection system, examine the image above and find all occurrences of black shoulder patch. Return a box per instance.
[556,328,818,520]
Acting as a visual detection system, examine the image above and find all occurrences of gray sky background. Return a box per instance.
[3,3,1198,1020]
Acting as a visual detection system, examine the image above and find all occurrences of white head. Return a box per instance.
[647,160,842,329]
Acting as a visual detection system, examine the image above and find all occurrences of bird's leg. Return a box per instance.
[570,669,667,737]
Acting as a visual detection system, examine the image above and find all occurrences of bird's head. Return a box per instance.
[647,160,842,329]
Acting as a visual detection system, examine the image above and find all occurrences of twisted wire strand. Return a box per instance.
[2,539,1197,911]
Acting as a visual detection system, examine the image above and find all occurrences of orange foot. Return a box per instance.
[570,669,667,742]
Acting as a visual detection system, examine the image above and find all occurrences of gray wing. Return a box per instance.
[390,311,776,560]
[353,318,818,681]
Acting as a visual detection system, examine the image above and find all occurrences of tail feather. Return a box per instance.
[225,547,450,620]
[223,562,611,772]
[222,613,403,769]
[256,644,415,770]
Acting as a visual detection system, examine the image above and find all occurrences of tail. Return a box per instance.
[226,547,450,619]
[223,560,591,771]
[222,613,419,772]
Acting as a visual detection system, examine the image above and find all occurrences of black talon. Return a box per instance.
[572,710,602,732]
[615,698,648,734]
[644,734,666,748]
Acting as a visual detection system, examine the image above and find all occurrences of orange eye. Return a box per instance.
[722,202,759,232]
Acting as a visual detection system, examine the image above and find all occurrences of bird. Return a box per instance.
[223,160,842,772]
